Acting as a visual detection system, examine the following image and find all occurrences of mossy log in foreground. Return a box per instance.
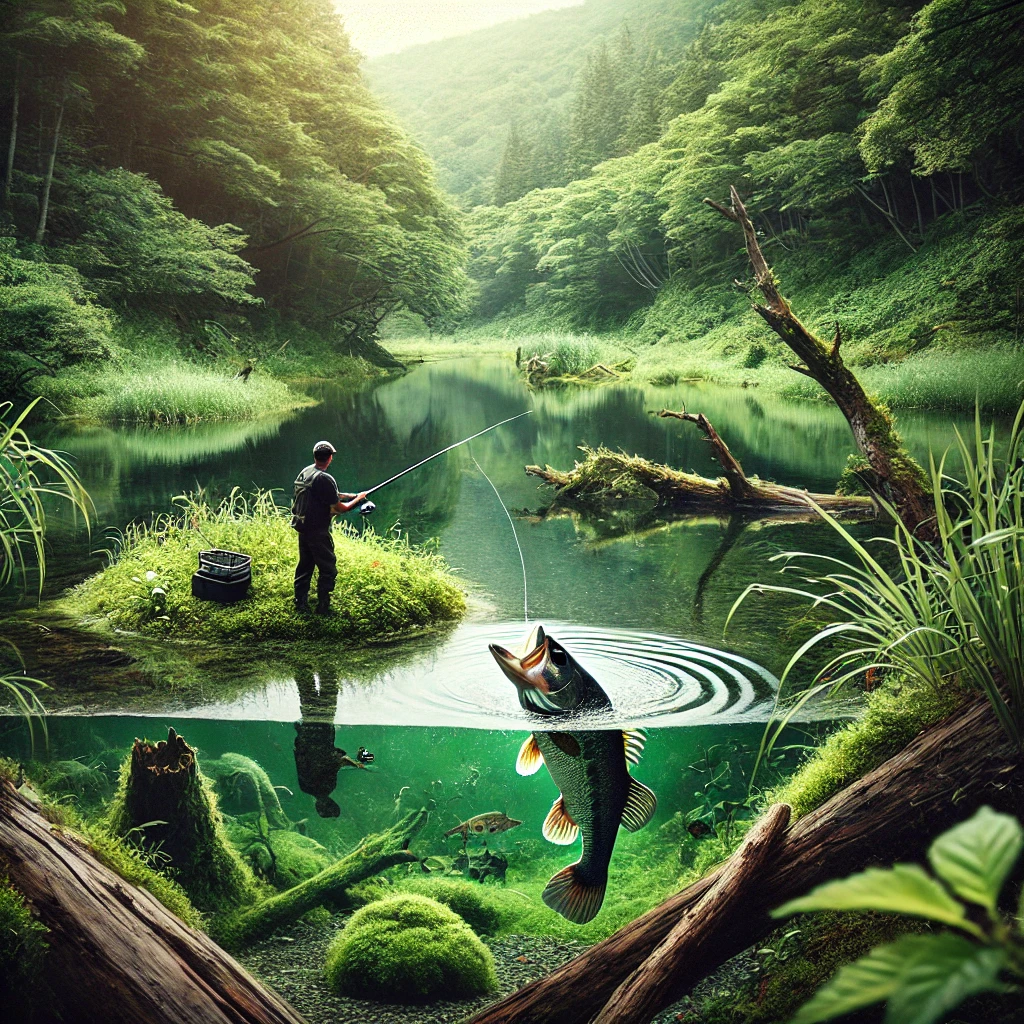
[107,728,259,913]
[468,696,1022,1024]
[221,808,428,948]
[0,777,304,1024]
[527,409,873,517]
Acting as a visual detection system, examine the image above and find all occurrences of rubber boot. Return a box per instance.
[314,594,335,617]
[294,594,311,615]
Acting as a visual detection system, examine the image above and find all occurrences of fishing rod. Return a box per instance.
[357,410,533,515]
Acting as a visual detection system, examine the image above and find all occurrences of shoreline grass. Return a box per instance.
[59,489,466,645]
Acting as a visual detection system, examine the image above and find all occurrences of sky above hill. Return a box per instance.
[335,1,584,56]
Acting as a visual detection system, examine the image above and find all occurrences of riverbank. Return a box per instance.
[388,331,1024,415]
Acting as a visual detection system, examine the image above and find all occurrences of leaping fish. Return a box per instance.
[489,624,655,924]
[444,811,523,840]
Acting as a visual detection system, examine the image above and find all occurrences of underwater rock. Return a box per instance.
[207,752,294,830]
[324,893,497,1003]
[400,878,503,935]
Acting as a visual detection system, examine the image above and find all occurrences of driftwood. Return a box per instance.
[223,808,428,947]
[467,696,1021,1024]
[525,408,873,516]
[0,777,305,1024]
[593,803,791,1024]
[705,187,932,533]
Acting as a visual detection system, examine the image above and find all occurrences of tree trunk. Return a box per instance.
[106,728,256,913]
[0,777,306,1024]
[467,696,1021,1024]
[704,187,932,534]
[593,804,791,1024]
[222,808,428,948]
[525,408,874,517]
[3,56,20,211]
[34,85,65,245]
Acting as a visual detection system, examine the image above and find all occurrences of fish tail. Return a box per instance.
[542,862,606,924]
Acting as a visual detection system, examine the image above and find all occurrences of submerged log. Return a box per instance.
[222,808,428,947]
[467,696,1021,1024]
[705,187,932,533]
[0,777,305,1024]
[106,728,257,912]
[593,804,791,1024]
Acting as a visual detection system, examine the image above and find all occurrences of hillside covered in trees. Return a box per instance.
[0,0,468,401]
[378,0,1024,411]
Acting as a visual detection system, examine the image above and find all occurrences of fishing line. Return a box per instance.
[472,454,529,623]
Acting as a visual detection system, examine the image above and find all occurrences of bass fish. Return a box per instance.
[489,625,655,924]
[444,811,523,840]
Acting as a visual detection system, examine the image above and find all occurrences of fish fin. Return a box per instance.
[516,735,544,776]
[542,864,606,924]
[542,796,579,846]
[620,776,657,832]
[623,729,647,765]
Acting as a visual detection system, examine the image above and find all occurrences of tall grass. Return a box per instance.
[34,360,312,424]
[62,488,465,645]
[730,401,1024,756]
[1,398,92,728]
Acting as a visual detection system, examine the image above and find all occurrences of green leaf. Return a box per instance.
[790,937,912,1023]
[773,865,982,937]
[791,934,1005,1024]
[928,806,1023,914]
[885,933,1006,1024]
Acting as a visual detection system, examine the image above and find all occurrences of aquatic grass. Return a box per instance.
[60,488,465,645]
[730,401,1024,769]
[34,359,313,424]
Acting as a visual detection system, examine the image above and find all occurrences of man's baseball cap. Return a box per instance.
[313,440,337,456]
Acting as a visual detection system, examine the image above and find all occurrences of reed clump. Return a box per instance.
[60,488,466,644]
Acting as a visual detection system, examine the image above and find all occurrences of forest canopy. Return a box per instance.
[0,0,469,390]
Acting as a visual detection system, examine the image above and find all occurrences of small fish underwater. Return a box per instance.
[489,624,656,924]
[444,811,523,840]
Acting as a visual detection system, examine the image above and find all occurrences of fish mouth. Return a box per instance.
[488,631,551,694]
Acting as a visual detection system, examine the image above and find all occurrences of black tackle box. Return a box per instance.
[191,549,252,604]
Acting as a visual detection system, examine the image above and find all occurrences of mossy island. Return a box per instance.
[57,489,466,645]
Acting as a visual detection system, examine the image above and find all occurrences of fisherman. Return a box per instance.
[291,441,367,615]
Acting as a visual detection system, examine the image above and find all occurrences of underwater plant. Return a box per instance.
[0,874,49,1019]
[775,806,1024,1024]
[400,877,503,935]
[323,893,497,1003]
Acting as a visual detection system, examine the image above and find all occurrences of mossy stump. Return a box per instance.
[107,728,257,913]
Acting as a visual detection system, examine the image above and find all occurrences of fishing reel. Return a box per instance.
[358,500,376,516]
[356,746,374,764]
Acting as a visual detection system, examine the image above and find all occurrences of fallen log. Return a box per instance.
[594,803,791,1024]
[0,777,305,1024]
[467,696,1022,1024]
[221,808,427,947]
[526,441,872,515]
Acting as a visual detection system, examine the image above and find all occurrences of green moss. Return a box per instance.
[0,875,48,1017]
[106,743,262,915]
[207,753,292,830]
[223,818,332,890]
[770,677,962,818]
[324,894,497,1003]
[398,878,503,935]
[58,488,465,646]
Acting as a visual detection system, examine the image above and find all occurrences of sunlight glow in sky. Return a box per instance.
[334,1,584,57]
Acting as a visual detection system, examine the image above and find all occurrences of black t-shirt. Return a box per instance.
[297,465,339,532]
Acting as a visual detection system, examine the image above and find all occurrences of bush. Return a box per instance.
[400,878,503,935]
[323,894,497,1003]
[60,488,466,645]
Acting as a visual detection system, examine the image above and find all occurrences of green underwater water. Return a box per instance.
[0,357,994,944]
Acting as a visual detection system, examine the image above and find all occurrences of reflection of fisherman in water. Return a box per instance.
[293,661,372,818]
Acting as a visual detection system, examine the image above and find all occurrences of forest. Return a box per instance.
[1,2,1024,1024]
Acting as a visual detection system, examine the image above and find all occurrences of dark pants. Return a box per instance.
[294,529,336,603]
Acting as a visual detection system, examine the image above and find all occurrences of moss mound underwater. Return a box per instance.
[59,489,466,644]
[324,893,497,1003]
